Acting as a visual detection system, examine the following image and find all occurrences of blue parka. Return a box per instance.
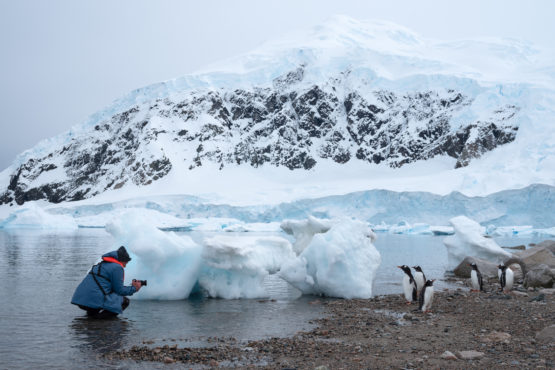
[71,250,137,314]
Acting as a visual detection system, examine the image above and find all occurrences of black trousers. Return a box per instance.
[79,297,130,319]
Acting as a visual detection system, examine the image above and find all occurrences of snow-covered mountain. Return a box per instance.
[1,16,554,207]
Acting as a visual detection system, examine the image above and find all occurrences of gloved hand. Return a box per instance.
[132,279,142,291]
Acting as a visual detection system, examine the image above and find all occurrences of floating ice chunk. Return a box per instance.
[222,221,282,232]
[279,219,381,299]
[199,235,295,299]
[430,226,455,235]
[105,211,202,300]
[443,215,511,270]
[370,222,390,233]
[0,203,78,230]
[485,225,534,236]
[389,221,432,235]
[281,216,333,254]
[535,227,555,237]
[371,221,452,235]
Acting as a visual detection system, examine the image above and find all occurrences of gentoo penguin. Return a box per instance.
[419,279,435,312]
[498,265,514,292]
[412,266,426,296]
[497,264,505,291]
[469,262,484,292]
[397,265,417,303]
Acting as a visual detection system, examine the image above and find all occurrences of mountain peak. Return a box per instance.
[1,16,553,207]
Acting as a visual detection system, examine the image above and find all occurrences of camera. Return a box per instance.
[133,279,147,286]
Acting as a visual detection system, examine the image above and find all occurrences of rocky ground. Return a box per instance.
[107,286,554,369]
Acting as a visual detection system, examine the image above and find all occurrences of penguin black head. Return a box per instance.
[469,262,478,270]
[413,266,423,272]
[424,279,435,287]
[498,264,507,271]
[397,265,411,274]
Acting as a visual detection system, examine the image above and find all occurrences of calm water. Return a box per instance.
[0,228,543,369]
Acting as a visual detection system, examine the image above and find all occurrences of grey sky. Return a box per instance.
[1,0,554,171]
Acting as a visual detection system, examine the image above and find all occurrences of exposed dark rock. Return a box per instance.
[0,67,521,205]
[524,264,554,288]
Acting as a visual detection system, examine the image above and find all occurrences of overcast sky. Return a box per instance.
[1,0,554,171]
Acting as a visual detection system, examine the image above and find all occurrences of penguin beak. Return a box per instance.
[397,266,402,269]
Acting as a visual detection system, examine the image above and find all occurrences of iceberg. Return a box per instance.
[443,215,511,270]
[105,211,203,300]
[0,202,78,230]
[280,219,381,299]
[199,235,295,299]
[280,216,333,254]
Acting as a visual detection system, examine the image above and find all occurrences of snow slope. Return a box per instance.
[0,16,553,218]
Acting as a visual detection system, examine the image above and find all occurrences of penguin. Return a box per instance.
[412,266,426,296]
[469,262,484,292]
[419,279,435,312]
[499,264,514,293]
[497,264,504,291]
[397,265,417,304]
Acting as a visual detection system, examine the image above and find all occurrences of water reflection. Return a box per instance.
[69,316,132,354]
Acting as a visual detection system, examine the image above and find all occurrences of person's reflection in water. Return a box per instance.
[69,316,131,355]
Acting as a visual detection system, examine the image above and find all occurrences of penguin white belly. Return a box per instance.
[402,275,414,301]
[470,270,480,290]
[414,273,424,294]
[421,286,434,312]
[505,268,514,291]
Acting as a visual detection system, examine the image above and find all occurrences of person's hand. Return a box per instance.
[132,279,142,292]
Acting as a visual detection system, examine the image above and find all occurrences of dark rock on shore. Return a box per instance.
[454,256,498,278]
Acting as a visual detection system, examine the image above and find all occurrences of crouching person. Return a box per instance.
[71,246,143,319]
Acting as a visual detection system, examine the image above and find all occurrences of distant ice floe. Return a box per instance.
[0,203,78,230]
[443,215,511,270]
[280,219,381,299]
[486,225,555,237]
[371,221,454,235]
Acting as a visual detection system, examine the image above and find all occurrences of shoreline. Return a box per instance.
[108,287,554,369]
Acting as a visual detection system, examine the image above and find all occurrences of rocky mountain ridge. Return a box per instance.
[0,66,519,206]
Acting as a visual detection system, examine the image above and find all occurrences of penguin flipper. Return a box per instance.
[412,286,417,302]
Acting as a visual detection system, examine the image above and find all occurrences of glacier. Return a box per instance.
[1,184,554,234]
